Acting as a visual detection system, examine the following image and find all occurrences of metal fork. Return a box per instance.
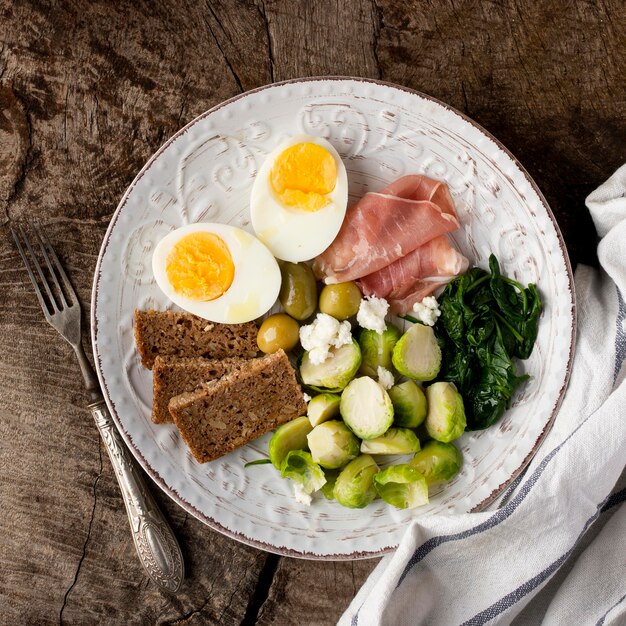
[11,224,184,593]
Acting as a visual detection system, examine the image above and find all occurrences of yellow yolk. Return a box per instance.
[269,142,337,211]
[166,232,234,301]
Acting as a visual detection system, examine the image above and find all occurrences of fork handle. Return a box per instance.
[89,399,185,592]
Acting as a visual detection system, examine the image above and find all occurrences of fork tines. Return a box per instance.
[11,224,78,318]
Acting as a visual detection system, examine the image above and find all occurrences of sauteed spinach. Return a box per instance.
[434,255,541,430]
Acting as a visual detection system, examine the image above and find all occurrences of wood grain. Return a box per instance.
[1,0,624,624]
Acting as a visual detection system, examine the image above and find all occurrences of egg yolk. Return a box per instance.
[269,142,337,211]
[166,232,234,301]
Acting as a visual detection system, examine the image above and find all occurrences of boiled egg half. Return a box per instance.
[250,134,348,262]
[152,223,281,324]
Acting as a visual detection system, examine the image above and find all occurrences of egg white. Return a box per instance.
[152,223,281,324]
[250,134,348,263]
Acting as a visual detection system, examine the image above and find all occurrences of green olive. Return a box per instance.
[257,313,300,354]
[278,261,317,321]
[319,282,362,320]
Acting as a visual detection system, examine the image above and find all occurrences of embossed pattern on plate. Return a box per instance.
[91,78,575,559]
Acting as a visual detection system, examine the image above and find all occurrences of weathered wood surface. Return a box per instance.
[0,0,624,624]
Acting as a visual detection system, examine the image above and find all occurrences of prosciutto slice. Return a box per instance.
[382,175,457,218]
[312,191,459,284]
[357,235,468,314]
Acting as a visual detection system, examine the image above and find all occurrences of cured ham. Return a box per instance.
[358,235,469,300]
[358,235,469,302]
[382,175,457,218]
[312,192,459,284]
[313,174,468,307]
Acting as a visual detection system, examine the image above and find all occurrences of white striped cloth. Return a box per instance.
[339,165,626,626]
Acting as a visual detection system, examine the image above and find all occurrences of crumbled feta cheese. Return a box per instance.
[292,481,312,506]
[336,320,352,345]
[377,366,395,390]
[412,296,441,326]
[302,392,312,403]
[356,295,389,334]
[299,313,353,365]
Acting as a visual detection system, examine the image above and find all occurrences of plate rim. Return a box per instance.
[90,76,577,560]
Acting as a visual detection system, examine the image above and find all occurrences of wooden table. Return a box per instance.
[1,1,624,623]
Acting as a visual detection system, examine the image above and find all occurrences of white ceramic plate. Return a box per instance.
[91,78,575,559]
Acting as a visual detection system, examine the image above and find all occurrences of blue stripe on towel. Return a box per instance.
[615,286,626,384]
[461,489,622,625]
[462,490,626,625]
[601,486,626,513]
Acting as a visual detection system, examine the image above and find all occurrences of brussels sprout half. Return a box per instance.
[392,323,441,381]
[340,376,394,440]
[307,421,361,469]
[333,454,380,509]
[425,382,467,443]
[300,340,362,391]
[358,324,402,378]
[373,464,429,509]
[410,440,462,486]
[307,393,341,427]
[360,428,421,455]
[268,416,312,469]
[388,380,427,428]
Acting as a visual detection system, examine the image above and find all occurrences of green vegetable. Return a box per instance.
[307,393,341,427]
[278,261,318,320]
[244,459,272,468]
[373,464,429,509]
[307,421,361,469]
[340,376,394,439]
[321,469,339,500]
[516,284,542,360]
[358,324,402,378]
[488,256,542,359]
[388,380,427,428]
[360,428,421,455]
[300,340,362,391]
[435,255,539,429]
[424,382,466,443]
[333,454,380,508]
[392,323,442,381]
[469,329,529,428]
[268,416,312,469]
[281,450,326,496]
[410,441,462,485]
[319,282,362,320]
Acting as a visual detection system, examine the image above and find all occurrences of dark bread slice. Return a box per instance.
[152,356,248,424]
[169,350,306,463]
[134,309,258,369]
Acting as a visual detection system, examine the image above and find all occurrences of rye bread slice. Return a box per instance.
[152,356,248,424]
[169,350,306,463]
[134,309,258,369]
